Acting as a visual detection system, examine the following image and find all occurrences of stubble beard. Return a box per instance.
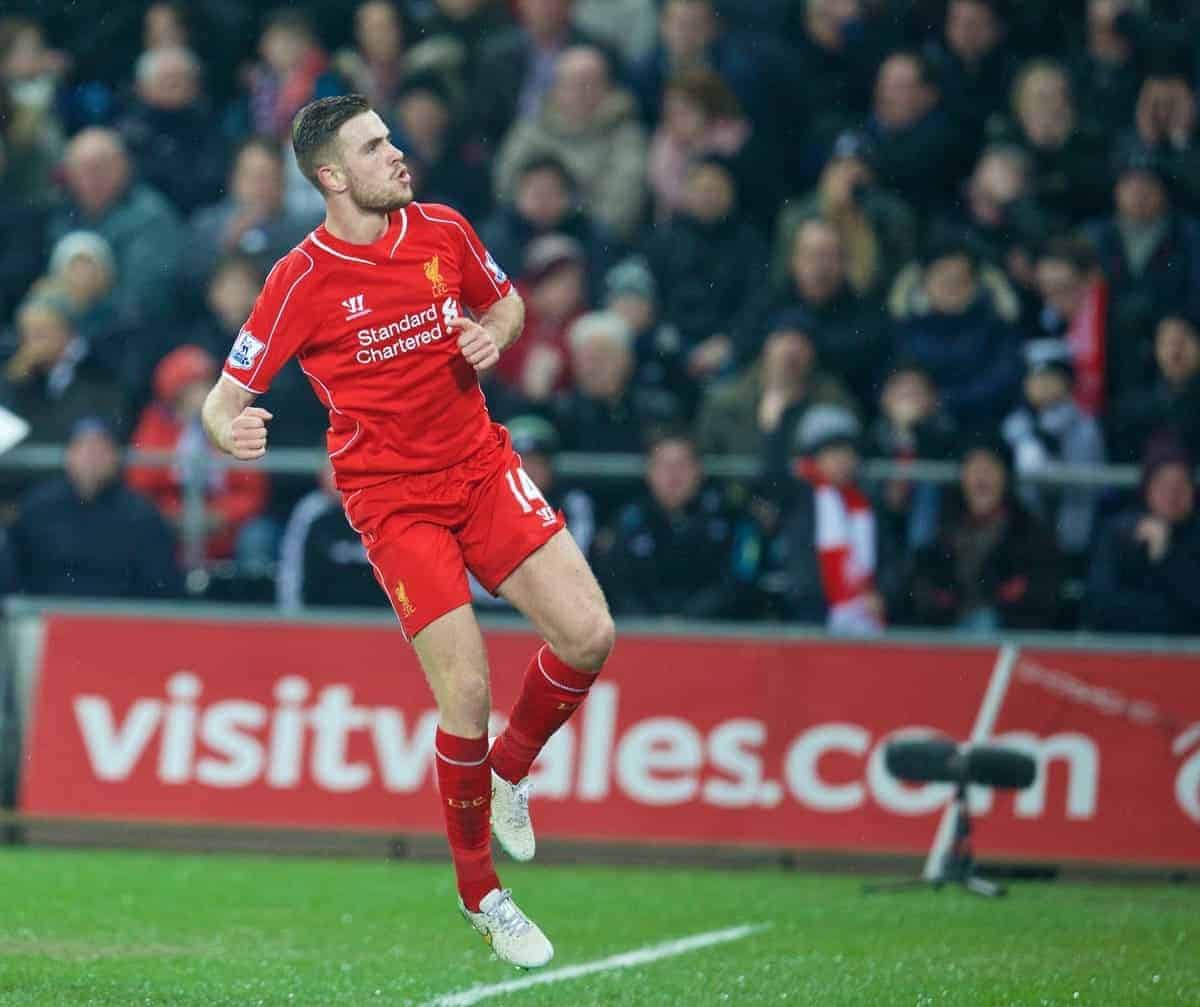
[349,177,414,214]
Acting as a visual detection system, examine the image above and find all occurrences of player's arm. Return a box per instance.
[451,290,525,371]
[202,374,273,461]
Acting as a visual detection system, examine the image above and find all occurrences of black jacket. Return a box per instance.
[1085,511,1200,636]
[7,477,182,599]
[118,101,228,215]
[1110,375,1200,463]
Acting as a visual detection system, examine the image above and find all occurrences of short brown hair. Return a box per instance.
[292,93,371,193]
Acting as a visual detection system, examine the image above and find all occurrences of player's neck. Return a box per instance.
[323,204,391,246]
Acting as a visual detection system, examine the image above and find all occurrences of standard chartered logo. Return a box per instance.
[355,298,459,364]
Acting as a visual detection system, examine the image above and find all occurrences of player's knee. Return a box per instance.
[566,608,615,672]
[444,672,491,734]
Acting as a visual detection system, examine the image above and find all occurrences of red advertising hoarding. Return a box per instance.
[20,614,1200,865]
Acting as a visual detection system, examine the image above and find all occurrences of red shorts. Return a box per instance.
[341,423,564,639]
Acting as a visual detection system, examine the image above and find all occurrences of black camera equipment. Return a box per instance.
[864,737,1037,898]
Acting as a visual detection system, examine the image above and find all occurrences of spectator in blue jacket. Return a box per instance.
[5,418,183,598]
[1086,436,1200,635]
[894,237,1023,429]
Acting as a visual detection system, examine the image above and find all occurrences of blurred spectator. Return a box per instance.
[333,1,410,110]
[392,72,490,217]
[893,238,1023,429]
[0,294,125,443]
[495,234,587,404]
[475,0,609,144]
[6,417,182,598]
[1086,437,1200,635]
[603,257,694,417]
[1002,339,1105,558]
[696,308,856,473]
[409,0,512,71]
[126,345,269,562]
[773,130,918,298]
[868,362,959,558]
[243,9,345,142]
[1111,314,1200,462]
[595,431,742,618]
[925,0,1015,143]
[480,154,617,302]
[739,219,884,404]
[1122,61,1200,212]
[554,311,681,453]
[989,59,1111,224]
[118,46,227,215]
[185,136,318,293]
[277,456,388,611]
[1032,236,1109,414]
[0,15,66,202]
[1068,0,1143,136]
[899,434,1061,631]
[0,87,49,320]
[49,128,184,327]
[495,44,647,240]
[647,68,750,224]
[753,405,884,634]
[143,1,189,50]
[790,0,877,155]
[573,0,658,66]
[866,51,974,215]
[1085,145,1200,399]
[643,156,768,378]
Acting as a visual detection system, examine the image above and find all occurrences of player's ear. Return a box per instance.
[317,161,347,195]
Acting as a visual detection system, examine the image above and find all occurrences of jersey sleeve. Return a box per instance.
[439,204,513,316]
[221,248,317,395]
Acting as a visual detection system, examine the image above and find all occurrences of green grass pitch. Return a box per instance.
[0,847,1196,1006]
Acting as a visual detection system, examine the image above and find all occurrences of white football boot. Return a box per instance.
[491,772,536,862]
[458,887,554,969]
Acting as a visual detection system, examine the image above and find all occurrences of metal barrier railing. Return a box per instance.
[0,442,1144,592]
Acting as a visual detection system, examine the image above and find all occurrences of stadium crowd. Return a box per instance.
[0,0,1198,635]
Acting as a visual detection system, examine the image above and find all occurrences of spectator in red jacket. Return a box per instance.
[126,344,268,561]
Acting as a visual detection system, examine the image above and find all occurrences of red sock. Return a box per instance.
[490,645,598,784]
[435,728,500,912]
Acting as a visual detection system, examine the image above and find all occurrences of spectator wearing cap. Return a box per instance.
[494,44,648,240]
[0,294,125,444]
[987,59,1111,225]
[643,156,768,380]
[750,404,885,634]
[1084,144,1200,378]
[1085,436,1200,635]
[116,45,227,215]
[1030,236,1108,413]
[1002,339,1105,559]
[1111,314,1200,463]
[5,417,182,598]
[495,233,589,405]
[603,257,696,416]
[38,231,127,380]
[126,345,269,562]
[736,218,884,404]
[277,454,388,612]
[892,237,1023,429]
[772,129,918,298]
[868,362,959,558]
[646,67,752,224]
[184,137,321,294]
[48,128,184,328]
[865,51,975,215]
[594,430,745,619]
[898,434,1061,631]
[392,72,490,218]
[696,307,856,472]
[554,310,682,454]
[480,154,618,303]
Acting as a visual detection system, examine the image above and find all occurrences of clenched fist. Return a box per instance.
[450,316,500,371]
[227,406,273,461]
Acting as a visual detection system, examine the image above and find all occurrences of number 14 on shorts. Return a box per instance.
[505,466,557,527]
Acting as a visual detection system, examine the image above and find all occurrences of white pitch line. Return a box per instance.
[922,642,1019,880]
[424,922,768,1007]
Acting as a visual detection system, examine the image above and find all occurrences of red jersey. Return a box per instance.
[221,202,514,489]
